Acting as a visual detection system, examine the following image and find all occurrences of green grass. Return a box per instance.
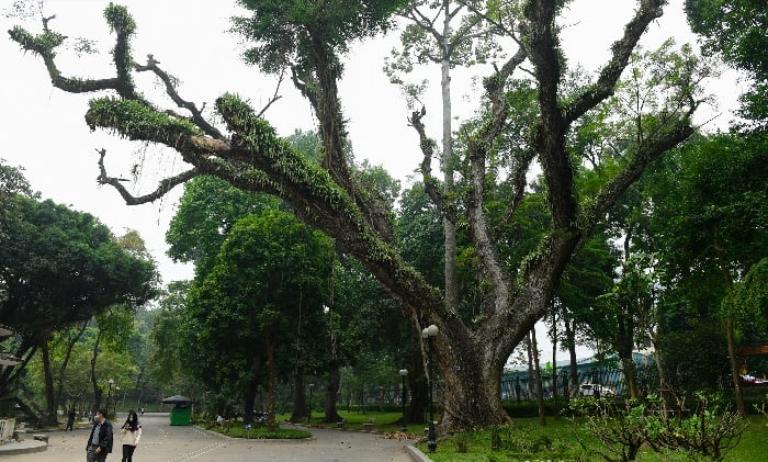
[277,410,428,435]
[203,422,312,440]
[417,416,768,462]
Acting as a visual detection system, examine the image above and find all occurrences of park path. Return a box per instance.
[2,413,412,462]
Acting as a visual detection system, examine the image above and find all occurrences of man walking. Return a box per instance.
[86,409,113,462]
[66,408,77,431]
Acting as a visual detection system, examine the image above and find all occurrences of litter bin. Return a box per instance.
[161,395,193,426]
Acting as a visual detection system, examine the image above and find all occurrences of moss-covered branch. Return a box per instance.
[8,26,122,93]
[215,93,448,319]
[85,97,228,154]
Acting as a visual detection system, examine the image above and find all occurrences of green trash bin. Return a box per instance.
[162,395,193,426]
[169,405,192,426]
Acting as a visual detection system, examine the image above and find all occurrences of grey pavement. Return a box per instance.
[2,414,412,462]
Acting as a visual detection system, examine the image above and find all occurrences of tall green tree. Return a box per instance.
[686,0,768,126]
[645,133,768,414]
[0,194,155,405]
[10,1,708,429]
[184,210,334,425]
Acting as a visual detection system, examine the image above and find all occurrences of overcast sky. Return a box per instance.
[0,0,746,364]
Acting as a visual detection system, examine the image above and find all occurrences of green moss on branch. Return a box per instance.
[86,97,201,143]
[8,26,65,56]
[104,3,136,35]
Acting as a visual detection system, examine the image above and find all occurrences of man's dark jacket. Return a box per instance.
[86,420,114,453]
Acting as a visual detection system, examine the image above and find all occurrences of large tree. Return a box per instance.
[8,1,706,429]
[0,193,156,404]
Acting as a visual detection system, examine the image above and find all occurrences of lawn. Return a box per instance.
[416,416,768,462]
[202,422,312,439]
[278,409,428,435]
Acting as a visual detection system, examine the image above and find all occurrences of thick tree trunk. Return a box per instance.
[616,318,639,399]
[714,249,746,416]
[55,322,88,416]
[620,354,640,400]
[290,368,307,422]
[243,353,262,425]
[725,317,746,416]
[530,329,546,426]
[407,351,428,423]
[551,308,558,401]
[432,326,510,431]
[323,365,341,423]
[526,335,535,399]
[265,336,277,428]
[41,340,58,426]
[441,53,459,314]
[90,330,103,414]
[565,318,579,397]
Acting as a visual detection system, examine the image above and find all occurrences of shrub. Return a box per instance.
[657,392,747,461]
[570,396,657,462]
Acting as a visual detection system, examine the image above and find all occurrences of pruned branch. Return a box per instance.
[408,106,456,223]
[134,54,223,139]
[96,149,199,205]
[563,0,666,124]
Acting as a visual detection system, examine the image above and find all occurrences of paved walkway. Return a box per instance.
[2,414,412,462]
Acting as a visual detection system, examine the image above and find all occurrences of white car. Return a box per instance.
[579,383,616,397]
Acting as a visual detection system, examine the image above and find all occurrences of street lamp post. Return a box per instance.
[398,369,408,432]
[422,324,439,453]
[106,379,114,418]
[114,386,120,417]
[307,383,315,424]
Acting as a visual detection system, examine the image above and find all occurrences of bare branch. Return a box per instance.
[256,68,285,118]
[134,54,223,139]
[563,0,666,124]
[95,149,199,205]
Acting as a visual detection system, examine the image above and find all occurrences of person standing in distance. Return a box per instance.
[120,410,142,462]
[86,409,113,462]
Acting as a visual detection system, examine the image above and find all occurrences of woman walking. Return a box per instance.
[120,410,142,462]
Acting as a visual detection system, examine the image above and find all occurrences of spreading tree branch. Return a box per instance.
[563,0,666,124]
[580,116,694,231]
[464,47,527,314]
[407,106,457,222]
[134,54,223,139]
[96,149,199,205]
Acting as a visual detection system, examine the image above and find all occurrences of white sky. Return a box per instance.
[0,0,746,364]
